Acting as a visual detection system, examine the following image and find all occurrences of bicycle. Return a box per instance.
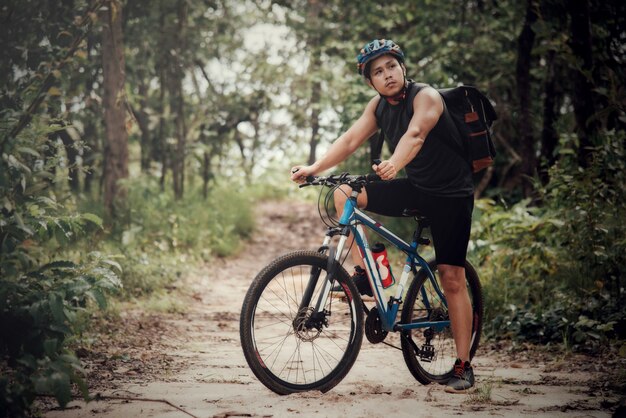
[239,172,483,395]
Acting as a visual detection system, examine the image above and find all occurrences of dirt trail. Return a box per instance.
[43,201,620,418]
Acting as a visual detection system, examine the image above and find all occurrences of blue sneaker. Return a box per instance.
[445,359,475,394]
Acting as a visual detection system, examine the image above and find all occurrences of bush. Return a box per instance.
[107,176,255,296]
[471,131,626,352]
[0,253,121,416]
[1,122,121,416]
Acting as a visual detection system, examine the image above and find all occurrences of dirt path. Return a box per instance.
[43,201,621,418]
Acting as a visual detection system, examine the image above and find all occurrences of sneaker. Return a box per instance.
[444,359,475,394]
[332,266,373,297]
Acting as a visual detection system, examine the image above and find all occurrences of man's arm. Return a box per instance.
[291,96,380,181]
[375,87,444,180]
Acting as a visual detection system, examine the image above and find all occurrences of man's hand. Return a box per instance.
[372,160,397,180]
[290,165,315,184]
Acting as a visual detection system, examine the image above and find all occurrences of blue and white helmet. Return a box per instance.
[356,39,405,76]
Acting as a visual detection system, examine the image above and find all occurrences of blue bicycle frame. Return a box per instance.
[316,189,450,333]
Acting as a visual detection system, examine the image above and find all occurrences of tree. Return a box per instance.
[515,0,539,198]
[100,0,128,218]
[568,0,598,167]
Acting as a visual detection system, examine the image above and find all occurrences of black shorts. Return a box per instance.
[364,178,474,267]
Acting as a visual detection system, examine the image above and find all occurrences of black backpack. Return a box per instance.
[371,82,497,173]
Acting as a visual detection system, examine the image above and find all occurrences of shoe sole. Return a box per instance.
[444,385,476,394]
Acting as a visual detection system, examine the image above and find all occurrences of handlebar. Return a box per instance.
[299,172,381,188]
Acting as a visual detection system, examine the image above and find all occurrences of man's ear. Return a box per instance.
[365,78,374,89]
[401,62,407,76]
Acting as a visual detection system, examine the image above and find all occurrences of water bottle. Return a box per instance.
[371,242,394,288]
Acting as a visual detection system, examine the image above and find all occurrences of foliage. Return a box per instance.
[540,130,626,294]
[1,1,624,414]
[106,176,255,297]
[471,131,626,352]
[0,253,121,416]
[0,120,121,415]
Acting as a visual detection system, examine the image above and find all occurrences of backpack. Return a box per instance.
[371,82,497,173]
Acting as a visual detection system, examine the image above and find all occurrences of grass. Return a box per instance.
[139,291,188,314]
[468,382,493,403]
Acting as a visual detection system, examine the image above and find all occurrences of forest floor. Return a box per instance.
[40,200,624,418]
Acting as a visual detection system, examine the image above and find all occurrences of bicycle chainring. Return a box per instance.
[365,307,388,344]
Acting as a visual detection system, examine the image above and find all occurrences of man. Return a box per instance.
[290,39,475,393]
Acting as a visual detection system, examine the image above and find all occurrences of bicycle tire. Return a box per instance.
[400,259,483,384]
[240,250,364,394]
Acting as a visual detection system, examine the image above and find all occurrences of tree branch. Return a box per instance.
[2,0,106,149]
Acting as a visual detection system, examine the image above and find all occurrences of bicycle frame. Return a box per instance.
[315,189,450,333]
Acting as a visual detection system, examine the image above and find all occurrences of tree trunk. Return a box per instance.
[202,150,211,200]
[169,0,187,199]
[82,116,98,193]
[101,0,128,218]
[568,0,597,167]
[539,49,562,184]
[308,60,321,166]
[58,127,80,191]
[157,65,167,191]
[515,0,538,198]
[82,33,99,194]
[306,0,322,166]
[135,76,152,173]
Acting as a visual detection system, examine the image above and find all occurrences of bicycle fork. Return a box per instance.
[296,228,350,330]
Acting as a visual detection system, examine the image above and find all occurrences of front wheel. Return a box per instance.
[240,250,364,394]
[400,259,483,384]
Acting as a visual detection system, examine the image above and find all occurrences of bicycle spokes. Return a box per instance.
[241,252,362,393]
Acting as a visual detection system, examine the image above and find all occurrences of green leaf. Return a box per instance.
[17,354,37,370]
[91,267,122,289]
[49,323,72,334]
[102,259,123,273]
[89,289,107,309]
[43,338,59,357]
[14,212,34,235]
[33,375,52,394]
[17,146,41,158]
[80,212,103,228]
[49,293,66,324]
[40,260,78,271]
[50,371,71,407]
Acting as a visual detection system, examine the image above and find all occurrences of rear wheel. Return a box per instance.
[240,250,364,394]
[400,260,483,384]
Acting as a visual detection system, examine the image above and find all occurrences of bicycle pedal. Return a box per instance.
[419,344,435,362]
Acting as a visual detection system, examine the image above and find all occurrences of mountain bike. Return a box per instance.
[239,173,483,394]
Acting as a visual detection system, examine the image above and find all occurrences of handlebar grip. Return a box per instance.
[372,159,382,166]
[365,173,381,182]
[306,175,316,183]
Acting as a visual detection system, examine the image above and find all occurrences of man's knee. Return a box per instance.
[333,185,352,212]
[439,265,466,294]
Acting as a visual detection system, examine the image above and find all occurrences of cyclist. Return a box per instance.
[290,39,476,393]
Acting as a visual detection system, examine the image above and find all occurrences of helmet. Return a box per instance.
[356,39,405,76]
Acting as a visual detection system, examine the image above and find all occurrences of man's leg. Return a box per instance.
[440,263,475,393]
[333,184,368,267]
[438,264,472,361]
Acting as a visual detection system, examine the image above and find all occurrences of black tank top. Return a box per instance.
[377,82,474,197]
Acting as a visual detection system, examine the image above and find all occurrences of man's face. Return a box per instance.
[367,54,405,96]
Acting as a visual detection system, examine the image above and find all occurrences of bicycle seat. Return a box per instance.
[401,209,430,226]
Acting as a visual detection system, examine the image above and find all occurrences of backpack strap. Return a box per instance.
[369,97,386,163]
